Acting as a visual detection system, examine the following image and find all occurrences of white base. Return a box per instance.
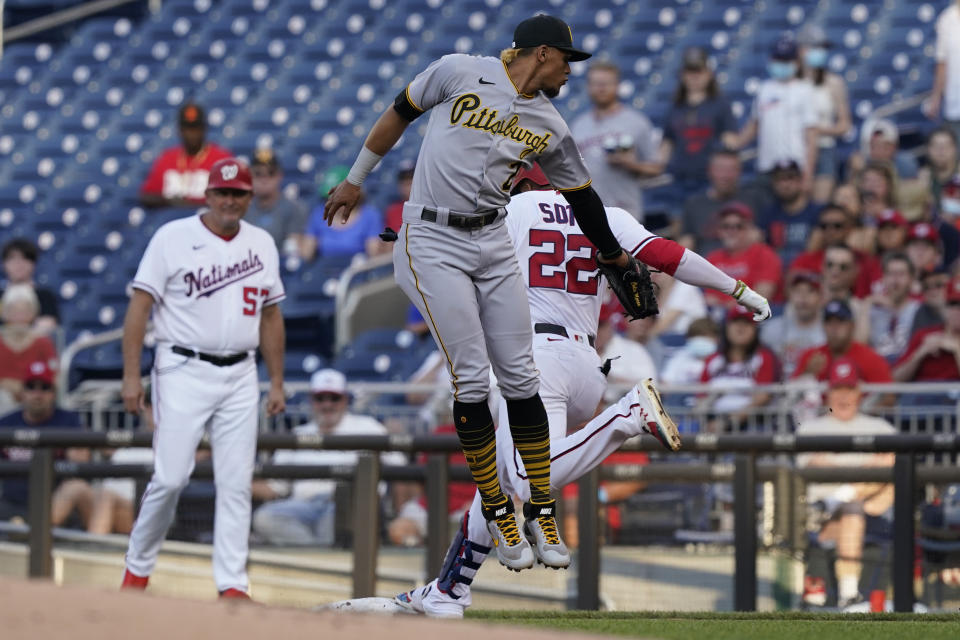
[314,597,414,615]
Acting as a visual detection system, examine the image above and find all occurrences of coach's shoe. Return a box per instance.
[481,498,534,572]
[639,378,682,451]
[521,500,570,569]
[120,569,149,591]
[219,588,252,600]
[394,579,468,619]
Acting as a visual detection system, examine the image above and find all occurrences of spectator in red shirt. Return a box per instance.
[905,222,944,275]
[139,103,232,208]
[704,202,782,307]
[790,205,882,297]
[700,305,780,431]
[0,285,57,413]
[893,276,960,383]
[793,299,893,387]
[384,160,415,232]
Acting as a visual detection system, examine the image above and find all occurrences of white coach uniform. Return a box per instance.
[124,213,284,593]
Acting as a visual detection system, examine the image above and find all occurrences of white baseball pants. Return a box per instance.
[124,346,259,592]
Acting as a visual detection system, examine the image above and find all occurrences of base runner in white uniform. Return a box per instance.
[394,165,771,617]
[118,158,287,599]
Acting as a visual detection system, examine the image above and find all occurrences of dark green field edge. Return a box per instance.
[467,610,960,622]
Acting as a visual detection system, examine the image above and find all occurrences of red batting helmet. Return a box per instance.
[511,163,551,192]
[206,158,253,192]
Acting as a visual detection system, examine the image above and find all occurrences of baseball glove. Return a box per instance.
[596,251,659,320]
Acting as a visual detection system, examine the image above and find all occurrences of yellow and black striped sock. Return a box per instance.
[453,400,507,509]
[506,394,552,505]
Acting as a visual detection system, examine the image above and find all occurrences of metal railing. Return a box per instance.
[3,430,960,611]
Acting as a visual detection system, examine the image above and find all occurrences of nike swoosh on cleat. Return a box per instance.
[546,337,562,342]
[479,77,495,85]
[192,245,204,250]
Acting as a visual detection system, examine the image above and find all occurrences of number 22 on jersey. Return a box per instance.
[527,230,598,296]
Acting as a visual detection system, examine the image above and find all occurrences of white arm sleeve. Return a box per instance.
[673,250,737,295]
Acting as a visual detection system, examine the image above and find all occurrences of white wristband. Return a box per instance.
[346,147,384,187]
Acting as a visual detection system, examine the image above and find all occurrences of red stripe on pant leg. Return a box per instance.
[513,403,640,481]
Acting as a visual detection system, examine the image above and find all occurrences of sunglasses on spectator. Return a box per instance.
[825,261,853,271]
[819,221,849,230]
[923,279,949,291]
[947,301,960,308]
[24,381,53,391]
[720,223,745,231]
[312,392,344,402]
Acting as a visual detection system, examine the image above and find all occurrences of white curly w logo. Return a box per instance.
[220,164,239,180]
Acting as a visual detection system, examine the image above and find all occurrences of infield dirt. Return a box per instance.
[0,577,613,640]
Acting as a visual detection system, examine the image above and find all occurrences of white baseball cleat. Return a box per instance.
[394,580,468,619]
[639,378,682,451]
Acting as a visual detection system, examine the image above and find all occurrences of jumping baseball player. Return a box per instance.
[323,13,651,572]
[393,164,771,618]
[118,158,286,599]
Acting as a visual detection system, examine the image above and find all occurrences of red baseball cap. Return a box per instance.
[788,269,821,290]
[718,201,754,223]
[908,222,940,244]
[947,277,960,303]
[876,209,907,228]
[23,360,55,386]
[206,158,253,192]
[827,357,859,389]
[512,163,551,191]
[726,304,754,322]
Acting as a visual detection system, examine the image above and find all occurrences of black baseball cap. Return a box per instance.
[512,14,591,62]
[252,147,280,170]
[179,103,205,127]
[682,46,709,70]
[823,299,853,321]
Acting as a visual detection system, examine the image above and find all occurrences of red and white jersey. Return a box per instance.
[132,212,285,354]
[504,190,677,336]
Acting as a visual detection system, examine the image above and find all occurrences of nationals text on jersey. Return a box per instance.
[184,249,264,298]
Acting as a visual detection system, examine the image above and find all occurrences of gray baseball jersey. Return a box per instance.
[405,54,591,213]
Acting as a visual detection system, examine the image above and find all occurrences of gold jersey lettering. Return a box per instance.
[449,94,552,155]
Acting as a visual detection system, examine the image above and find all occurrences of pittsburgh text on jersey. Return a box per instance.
[450,94,552,155]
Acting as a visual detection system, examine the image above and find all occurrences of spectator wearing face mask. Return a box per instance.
[797,25,852,203]
[732,35,818,193]
[662,317,720,385]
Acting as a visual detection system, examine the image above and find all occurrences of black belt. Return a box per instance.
[421,208,500,229]
[172,346,248,367]
[534,323,596,348]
